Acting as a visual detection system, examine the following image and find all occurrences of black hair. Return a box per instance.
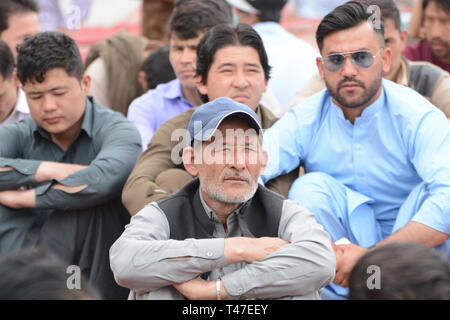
[16,31,84,84]
[423,0,450,14]
[196,23,271,84]
[0,0,39,35]
[349,242,450,300]
[356,0,401,30]
[0,247,100,300]
[0,40,14,80]
[141,45,176,90]
[252,0,288,23]
[169,0,233,40]
[316,1,385,52]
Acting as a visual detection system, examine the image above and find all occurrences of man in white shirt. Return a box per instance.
[227,0,319,108]
[0,40,29,126]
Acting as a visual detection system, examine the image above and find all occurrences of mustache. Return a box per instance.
[430,37,449,46]
[338,77,366,89]
[221,171,251,183]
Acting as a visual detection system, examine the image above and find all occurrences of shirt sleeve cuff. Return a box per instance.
[0,159,42,176]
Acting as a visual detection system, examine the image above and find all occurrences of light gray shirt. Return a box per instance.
[110,191,336,300]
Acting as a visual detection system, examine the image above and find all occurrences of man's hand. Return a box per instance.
[224,237,289,264]
[173,277,228,300]
[0,189,36,209]
[0,166,13,172]
[333,243,368,288]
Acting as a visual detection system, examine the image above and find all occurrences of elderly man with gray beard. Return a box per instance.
[110,97,335,300]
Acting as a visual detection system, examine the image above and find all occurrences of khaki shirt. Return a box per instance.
[286,56,450,120]
[122,106,298,215]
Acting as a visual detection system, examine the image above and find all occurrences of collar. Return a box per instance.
[198,185,246,223]
[253,21,284,34]
[33,97,93,139]
[393,56,409,86]
[162,78,185,100]
[15,88,30,114]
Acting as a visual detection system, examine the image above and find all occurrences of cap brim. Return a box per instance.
[226,0,260,14]
[195,110,262,142]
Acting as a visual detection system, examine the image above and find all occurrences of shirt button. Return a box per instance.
[206,252,213,257]
[237,288,244,294]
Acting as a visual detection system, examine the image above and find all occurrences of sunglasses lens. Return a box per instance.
[352,51,373,68]
[324,54,345,72]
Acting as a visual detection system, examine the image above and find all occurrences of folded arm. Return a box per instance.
[110,200,335,299]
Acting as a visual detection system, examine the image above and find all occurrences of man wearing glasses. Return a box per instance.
[261,1,450,299]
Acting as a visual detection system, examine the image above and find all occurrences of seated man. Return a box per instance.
[122,23,298,216]
[404,0,450,73]
[287,0,450,119]
[0,40,29,125]
[0,31,141,299]
[227,0,318,108]
[127,0,233,150]
[110,97,335,300]
[261,1,450,299]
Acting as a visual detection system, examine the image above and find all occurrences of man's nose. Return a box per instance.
[232,71,249,88]
[340,56,358,78]
[180,48,196,64]
[42,95,58,112]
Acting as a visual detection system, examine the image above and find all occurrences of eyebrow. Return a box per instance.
[217,62,261,68]
[27,86,69,95]
[327,48,372,55]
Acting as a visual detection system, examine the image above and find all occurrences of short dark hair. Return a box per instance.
[252,0,288,23]
[316,1,385,52]
[169,0,233,40]
[16,31,84,84]
[356,0,401,31]
[196,23,271,84]
[0,247,99,300]
[349,242,450,300]
[423,0,450,14]
[0,40,14,80]
[141,45,176,90]
[0,0,39,35]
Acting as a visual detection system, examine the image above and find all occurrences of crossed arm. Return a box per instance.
[0,117,141,211]
[110,201,335,300]
[0,162,88,208]
[172,237,290,300]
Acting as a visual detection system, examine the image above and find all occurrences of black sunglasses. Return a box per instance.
[322,49,382,72]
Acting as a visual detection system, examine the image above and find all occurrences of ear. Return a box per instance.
[399,30,408,50]
[195,74,208,96]
[260,149,268,173]
[182,146,199,177]
[11,70,20,87]
[138,71,148,92]
[316,56,325,79]
[81,74,91,95]
[381,47,392,75]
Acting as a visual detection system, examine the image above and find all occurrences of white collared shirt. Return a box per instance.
[0,89,30,126]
